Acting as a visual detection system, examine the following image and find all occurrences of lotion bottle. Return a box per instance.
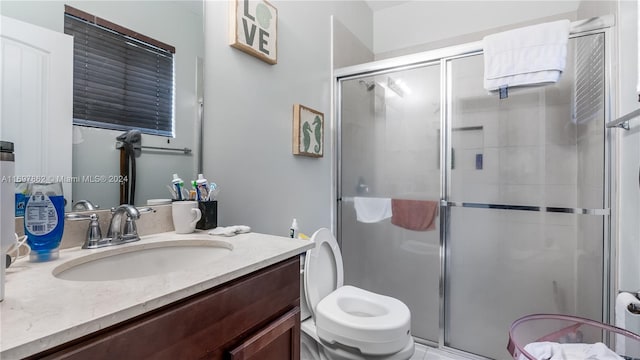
[289,218,298,238]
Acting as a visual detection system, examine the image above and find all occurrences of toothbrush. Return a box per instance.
[207,183,216,201]
[208,184,220,201]
[192,180,200,202]
[166,185,177,199]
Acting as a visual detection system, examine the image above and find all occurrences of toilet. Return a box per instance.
[300,228,415,360]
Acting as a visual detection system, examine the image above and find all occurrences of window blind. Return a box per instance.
[64,12,174,137]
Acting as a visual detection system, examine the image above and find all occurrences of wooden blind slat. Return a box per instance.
[64,5,175,53]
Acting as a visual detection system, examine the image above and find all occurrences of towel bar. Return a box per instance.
[115,141,192,155]
[606,108,640,130]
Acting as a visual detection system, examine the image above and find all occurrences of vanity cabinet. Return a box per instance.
[29,257,301,360]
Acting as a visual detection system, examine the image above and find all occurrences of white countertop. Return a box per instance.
[0,231,314,359]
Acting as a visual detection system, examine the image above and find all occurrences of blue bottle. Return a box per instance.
[24,182,65,262]
[14,181,28,217]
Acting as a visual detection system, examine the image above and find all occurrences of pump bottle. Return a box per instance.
[289,218,299,238]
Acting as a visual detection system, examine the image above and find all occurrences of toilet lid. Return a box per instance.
[304,228,344,319]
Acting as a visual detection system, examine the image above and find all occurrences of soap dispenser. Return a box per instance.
[24,182,65,262]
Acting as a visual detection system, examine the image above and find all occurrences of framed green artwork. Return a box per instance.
[292,104,323,157]
[229,0,277,65]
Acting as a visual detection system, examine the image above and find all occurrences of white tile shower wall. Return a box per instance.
[444,46,606,356]
[341,205,441,343]
[375,68,441,197]
[341,80,377,199]
[572,34,606,317]
[451,55,580,208]
[447,209,579,359]
[546,105,577,146]
[340,65,442,342]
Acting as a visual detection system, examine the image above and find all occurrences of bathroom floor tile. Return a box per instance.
[423,345,476,360]
[410,343,428,360]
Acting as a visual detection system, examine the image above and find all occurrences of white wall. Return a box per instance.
[614,0,640,293]
[202,1,372,236]
[373,1,580,58]
[332,17,373,68]
[0,1,203,209]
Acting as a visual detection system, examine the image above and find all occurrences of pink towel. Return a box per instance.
[391,199,439,231]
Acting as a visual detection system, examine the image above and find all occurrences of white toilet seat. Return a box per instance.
[304,228,414,360]
[304,228,344,321]
[316,285,411,355]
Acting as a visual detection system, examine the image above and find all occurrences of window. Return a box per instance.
[64,6,175,137]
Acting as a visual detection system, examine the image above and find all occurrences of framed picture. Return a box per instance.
[293,104,324,157]
[229,0,277,65]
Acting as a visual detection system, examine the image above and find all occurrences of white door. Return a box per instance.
[1,15,73,210]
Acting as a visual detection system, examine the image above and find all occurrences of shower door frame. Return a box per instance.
[334,15,617,357]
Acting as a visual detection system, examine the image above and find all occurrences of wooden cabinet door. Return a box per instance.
[227,307,300,360]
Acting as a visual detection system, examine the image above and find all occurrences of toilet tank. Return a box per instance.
[300,253,312,320]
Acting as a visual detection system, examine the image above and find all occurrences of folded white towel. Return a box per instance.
[521,341,623,360]
[353,197,392,223]
[483,19,570,92]
[208,225,251,237]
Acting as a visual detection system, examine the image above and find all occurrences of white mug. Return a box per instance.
[172,201,202,234]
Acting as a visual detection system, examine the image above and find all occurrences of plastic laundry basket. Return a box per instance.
[508,314,640,360]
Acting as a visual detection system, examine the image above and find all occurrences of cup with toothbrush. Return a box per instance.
[195,175,218,229]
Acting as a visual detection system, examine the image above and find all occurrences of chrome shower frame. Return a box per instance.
[333,15,617,358]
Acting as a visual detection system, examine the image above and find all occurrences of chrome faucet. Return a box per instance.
[107,204,141,243]
[72,199,99,211]
[66,205,155,249]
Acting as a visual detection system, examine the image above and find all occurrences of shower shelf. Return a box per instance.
[508,314,640,360]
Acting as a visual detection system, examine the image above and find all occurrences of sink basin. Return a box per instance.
[53,240,233,281]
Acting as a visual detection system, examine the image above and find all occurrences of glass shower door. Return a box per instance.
[339,63,442,343]
[444,33,607,359]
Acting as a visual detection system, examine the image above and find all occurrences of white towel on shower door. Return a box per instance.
[353,197,392,223]
[483,19,570,92]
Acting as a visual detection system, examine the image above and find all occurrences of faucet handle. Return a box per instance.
[110,204,139,218]
[120,207,155,239]
[123,216,138,239]
[136,207,156,215]
[109,205,155,218]
[72,199,100,211]
[66,213,104,249]
[65,213,92,221]
[85,214,103,248]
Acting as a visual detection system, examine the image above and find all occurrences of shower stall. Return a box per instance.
[335,17,614,359]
